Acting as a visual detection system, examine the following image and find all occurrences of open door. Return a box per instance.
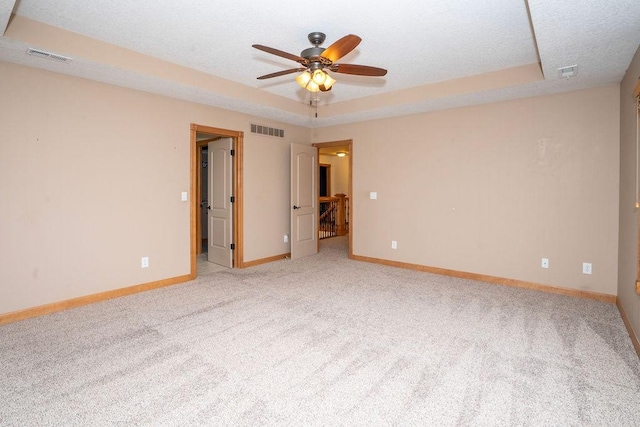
[291,143,318,259]
[207,137,233,267]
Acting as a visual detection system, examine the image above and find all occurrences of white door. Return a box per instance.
[208,138,233,267]
[291,143,318,259]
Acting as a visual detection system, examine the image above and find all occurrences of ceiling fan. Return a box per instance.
[252,32,387,92]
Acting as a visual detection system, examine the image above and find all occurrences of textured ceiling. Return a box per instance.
[1,0,639,128]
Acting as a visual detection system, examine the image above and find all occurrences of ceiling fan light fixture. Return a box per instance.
[312,69,326,85]
[295,71,312,88]
[296,69,335,92]
[321,73,335,90]
[296,71,319,92]
[306,80,320,93]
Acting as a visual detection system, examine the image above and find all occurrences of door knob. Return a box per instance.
[207,205,211,210]
[293,205,300,210]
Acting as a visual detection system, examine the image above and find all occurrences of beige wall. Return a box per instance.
[314,85,620,295]
[0,61,310,314]
[0,56,625,316]
[618,45,640,335]
[319,154,349,196]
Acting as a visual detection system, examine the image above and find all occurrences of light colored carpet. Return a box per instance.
[2,236,640,425]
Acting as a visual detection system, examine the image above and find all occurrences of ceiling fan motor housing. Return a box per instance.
[301,32,328,63]
[307,32,326,46]
[301,46,326,60]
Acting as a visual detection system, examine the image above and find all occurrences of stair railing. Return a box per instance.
[319,194,349,239]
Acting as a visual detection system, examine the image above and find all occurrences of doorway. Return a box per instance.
[319,163,331,197]
[313,139,353,258]
[190,124,245,277]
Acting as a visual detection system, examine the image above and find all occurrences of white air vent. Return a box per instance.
[558,65,578,79]
[26,48,72,63]
[251,124,284,138]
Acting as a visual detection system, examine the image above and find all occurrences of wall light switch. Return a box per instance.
[370,192,378,200]
[181,191,188,201]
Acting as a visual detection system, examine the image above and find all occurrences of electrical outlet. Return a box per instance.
[391,240,397,249]
[541,258,549,269]
[181,191,188,201]
[141,257,149,268]
[582,262,592,275]
[284,234,289,243]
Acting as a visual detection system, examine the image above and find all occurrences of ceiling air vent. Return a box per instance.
[26,48,72,63]
[251,124,284,138]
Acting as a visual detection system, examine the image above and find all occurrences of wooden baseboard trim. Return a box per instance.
[242,253,290,268]
[617,298,640,359]
[351,255,616,304]
[0,274,194,326]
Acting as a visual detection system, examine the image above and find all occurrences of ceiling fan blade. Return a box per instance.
[330,63,388,76]
[321,34,361,63]
[257,68,306,80]
[252,44,308,65]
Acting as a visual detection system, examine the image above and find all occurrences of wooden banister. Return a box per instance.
[335,194,347,236]
[318,194,349,239]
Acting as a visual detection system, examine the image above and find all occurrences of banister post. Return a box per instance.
[335,193,346,236]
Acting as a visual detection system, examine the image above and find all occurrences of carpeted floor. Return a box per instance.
[1,236,640,425]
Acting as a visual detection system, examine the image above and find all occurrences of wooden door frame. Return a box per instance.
[313,139,353,258]
[190,124,244,276]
